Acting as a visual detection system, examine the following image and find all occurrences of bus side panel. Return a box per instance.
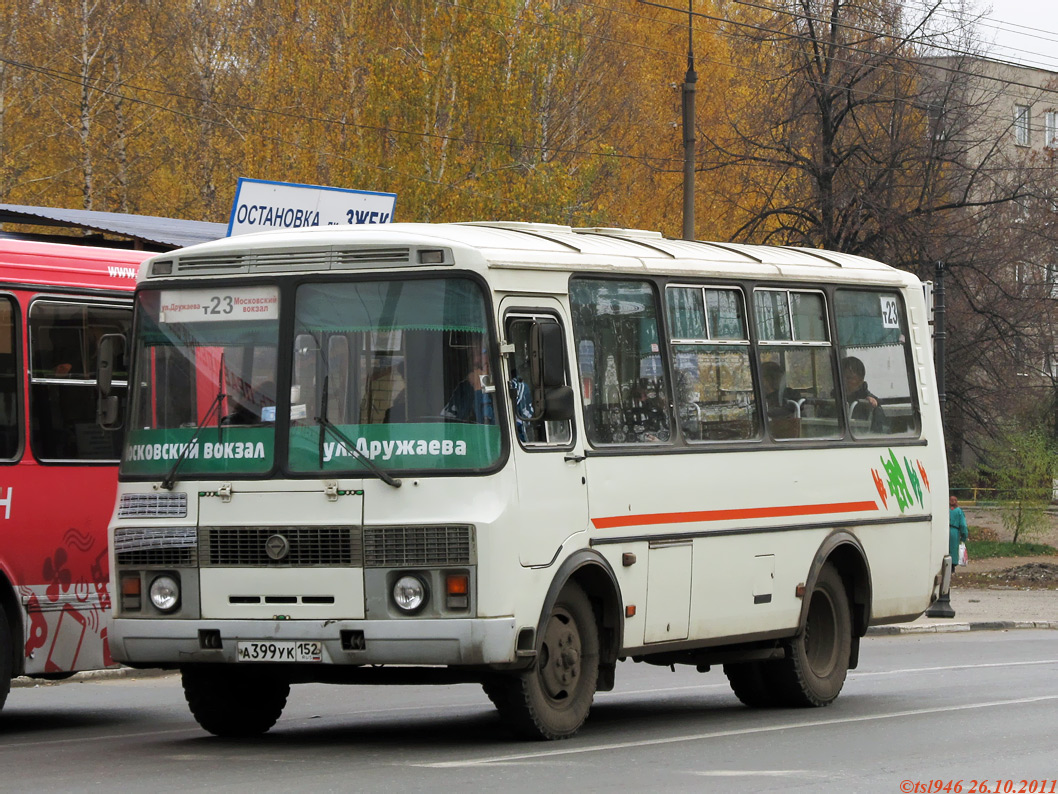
[2,462,117,673]
[586,444,941,648]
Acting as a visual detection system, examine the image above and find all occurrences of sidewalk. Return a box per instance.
[867,587,1058,635]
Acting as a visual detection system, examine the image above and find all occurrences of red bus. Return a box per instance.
[0,238,146,710]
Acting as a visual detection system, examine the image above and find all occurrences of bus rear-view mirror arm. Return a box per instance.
[96,333,127,430]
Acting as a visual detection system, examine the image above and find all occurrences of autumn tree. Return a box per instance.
[702,0,1058,463]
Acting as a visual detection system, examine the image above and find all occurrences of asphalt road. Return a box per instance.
[2,631,1056,793]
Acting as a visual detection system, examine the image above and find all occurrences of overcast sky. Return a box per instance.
[977,0,1058,70]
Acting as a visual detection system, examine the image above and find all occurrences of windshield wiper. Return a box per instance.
[317,375,401,488]
[161,358,227,491]
[161,388,226,491]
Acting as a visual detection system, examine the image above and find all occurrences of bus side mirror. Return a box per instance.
[97,333,126,429]
[543,384,575,421]
[529,322,568,420]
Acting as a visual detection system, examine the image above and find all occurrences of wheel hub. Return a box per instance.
[539,608,582,699]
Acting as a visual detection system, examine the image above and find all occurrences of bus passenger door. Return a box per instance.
[501,301,588,567]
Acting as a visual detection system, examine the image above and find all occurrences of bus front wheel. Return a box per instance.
[484,582,599,740]
[181,666,290,737]
[772,564,852,707]
[0,608,12,712]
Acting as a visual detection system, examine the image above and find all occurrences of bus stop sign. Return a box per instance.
[227,178,397,237]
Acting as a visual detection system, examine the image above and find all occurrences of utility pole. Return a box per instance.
[682,0,697,241]
[925,259,954,619]
[934,260,946,418]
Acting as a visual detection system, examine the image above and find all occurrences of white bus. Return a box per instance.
[102,222,949,740]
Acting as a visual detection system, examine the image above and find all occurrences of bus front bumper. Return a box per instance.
[109,617,519,667]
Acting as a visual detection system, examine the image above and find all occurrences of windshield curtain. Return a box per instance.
[288,277,502,474]
[122,286,280,477]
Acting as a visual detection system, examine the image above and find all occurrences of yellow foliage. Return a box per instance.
[0,0,756,240]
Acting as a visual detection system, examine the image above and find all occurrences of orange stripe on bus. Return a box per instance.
[591,500,879,530]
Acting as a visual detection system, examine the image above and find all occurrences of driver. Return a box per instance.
[442,345,495,423]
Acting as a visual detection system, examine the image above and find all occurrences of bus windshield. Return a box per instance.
[121,277,502,478]
[287,277,501,474]
[122,285,280,478]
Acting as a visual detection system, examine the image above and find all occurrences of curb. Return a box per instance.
[867,620,1058,635]
[12,667,176,688]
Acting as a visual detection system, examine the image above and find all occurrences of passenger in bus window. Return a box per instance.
[761,361,800,417]
[508,369,534,442]
[443,346,495,423]
[842,356,888,433]
[46,328,82,377]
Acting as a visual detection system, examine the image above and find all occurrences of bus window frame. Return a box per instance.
[664,282,759,445]
[27,295,132,465]
[568,274,675,450]
[0,292,23,464]
[502,308,577,452]
[833,286,922,440]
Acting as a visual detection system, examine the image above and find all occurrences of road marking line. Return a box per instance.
[687,770,827,778]
[0,725,201,750]
[414,695,1058,768]
[852,659,1058,676]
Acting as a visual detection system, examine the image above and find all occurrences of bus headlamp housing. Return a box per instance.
[392,574,428,613]
[149,574,180,612]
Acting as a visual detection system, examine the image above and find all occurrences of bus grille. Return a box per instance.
[114,526,196,566]
[363,525,474,568]
[198,526,363,567]
[117,492,188,519]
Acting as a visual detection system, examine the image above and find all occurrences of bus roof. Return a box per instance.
[0,238,145,292]
[142,222,919,287]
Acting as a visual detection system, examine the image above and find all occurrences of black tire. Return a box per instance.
[485,583,599,740]
[771,564,852,707]
[181,666,290,737]
[0,608,12,713]
[723,660,781,708]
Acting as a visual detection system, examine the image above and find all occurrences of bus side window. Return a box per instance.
[0,296,18,459]
[29,300,131,461]
[754,289,841,440]
[834,290,919,438]
[666,286,758,442]
[505,316,572,446]
[570,279,672,445]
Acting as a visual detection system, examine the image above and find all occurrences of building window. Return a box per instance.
[1046,111,1058,149]
[1048,262,1058,299]
[1014,104,1031,147]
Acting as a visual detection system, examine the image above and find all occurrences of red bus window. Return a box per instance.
[28,300,131,462]
[0,296,18,459]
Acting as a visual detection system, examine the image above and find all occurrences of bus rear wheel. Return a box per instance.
[484,583,599,740]
[723,660,781,707]
[771,564,852,707]
[0,608,12,712]
[181,666,290,737]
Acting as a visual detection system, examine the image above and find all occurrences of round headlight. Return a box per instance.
[392,575,427,613]
[149,575,180,612]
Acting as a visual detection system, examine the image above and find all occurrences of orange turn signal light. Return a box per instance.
[122,575,141,596]
[446,574,469,596]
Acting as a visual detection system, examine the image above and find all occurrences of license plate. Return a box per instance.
[236,640,323,663]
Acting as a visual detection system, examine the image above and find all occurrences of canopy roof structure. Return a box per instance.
[0,203,226,251]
